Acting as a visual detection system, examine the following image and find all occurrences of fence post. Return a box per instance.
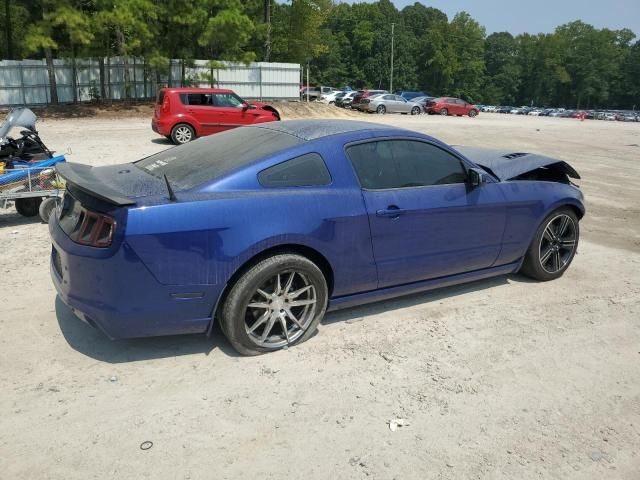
[18,62,27,105]
[259,64,263,101]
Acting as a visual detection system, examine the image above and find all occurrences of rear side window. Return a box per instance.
[156,90,165,104]
[258,153,331,188]
[136,127,304,190]
[179,93,213,105]
[346,140,467,190]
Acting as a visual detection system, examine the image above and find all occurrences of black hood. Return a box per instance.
[454,146,580,181]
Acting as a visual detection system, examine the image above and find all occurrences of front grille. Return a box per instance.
[52,246,63,278]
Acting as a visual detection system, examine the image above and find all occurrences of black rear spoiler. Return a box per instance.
[56,162,136,206]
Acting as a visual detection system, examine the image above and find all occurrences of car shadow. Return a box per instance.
[151,138,173,145]
[56,273,534,362]
[55,296,240,363]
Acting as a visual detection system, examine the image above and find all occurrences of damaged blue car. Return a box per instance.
[50,120,584,355]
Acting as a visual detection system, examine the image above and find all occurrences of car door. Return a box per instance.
[212,92,256,129]
[181,93,224,135]
[346,139,508,288]
[394,95,411,113]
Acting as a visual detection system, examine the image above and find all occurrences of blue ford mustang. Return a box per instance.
[50,120,584,355]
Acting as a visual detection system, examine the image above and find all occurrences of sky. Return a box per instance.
[341,0,640,35]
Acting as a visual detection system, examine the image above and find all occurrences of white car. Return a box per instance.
[319,90,343,104]
[528,110,543,116]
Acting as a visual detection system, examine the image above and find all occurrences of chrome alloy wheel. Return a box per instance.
[538,213,577,273]
[244,271,318,349]
[174,125,193,143]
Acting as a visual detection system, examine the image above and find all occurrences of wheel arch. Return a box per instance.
[208,243,335,334]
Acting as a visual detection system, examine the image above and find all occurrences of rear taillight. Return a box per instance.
[161,95,170,113]
[59,193,116,247]
[72,210,115,247]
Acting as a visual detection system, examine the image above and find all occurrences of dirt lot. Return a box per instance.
[1,105,639,479]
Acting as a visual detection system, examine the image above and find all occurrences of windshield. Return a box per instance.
[0,108,37,142]
[135,127,304,190]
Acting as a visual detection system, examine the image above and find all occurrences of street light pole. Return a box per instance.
[390,23,395,93]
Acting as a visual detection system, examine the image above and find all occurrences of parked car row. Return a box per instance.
[479,105,640,122]
[322,87,481,118]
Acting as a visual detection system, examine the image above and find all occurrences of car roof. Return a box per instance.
[161,87,235,94]
[249,119,396,141]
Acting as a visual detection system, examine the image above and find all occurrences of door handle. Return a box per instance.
[376,206,407,218]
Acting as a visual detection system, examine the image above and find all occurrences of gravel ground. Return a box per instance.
[1,108,639,479]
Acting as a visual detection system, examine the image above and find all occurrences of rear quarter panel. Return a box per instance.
[124,136,381,297]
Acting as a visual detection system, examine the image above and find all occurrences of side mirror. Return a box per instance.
[242,103,249,111]
[467,168,484,187]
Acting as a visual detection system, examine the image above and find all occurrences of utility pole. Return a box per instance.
[390,23,395,93]
[263,0,271,62]
[306,62,310,102]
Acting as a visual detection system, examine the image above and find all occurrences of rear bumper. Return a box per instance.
[49,216,221,339]
[151,118,172,136]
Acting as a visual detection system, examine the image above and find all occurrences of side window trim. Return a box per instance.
[344,137,471,191]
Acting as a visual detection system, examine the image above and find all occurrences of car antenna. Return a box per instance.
[163,174,177,202]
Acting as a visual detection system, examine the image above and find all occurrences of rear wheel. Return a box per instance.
[15,197,42,217]
[376,105,386,114]
[440,108,448,116]
[170,123,195,144]
[521,208,579,281]
[220,254,328,356]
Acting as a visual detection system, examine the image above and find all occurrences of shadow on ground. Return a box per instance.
[56,274,531,362]
[55,296,239,363]
[151,137,173,145]
[0,210,44,227]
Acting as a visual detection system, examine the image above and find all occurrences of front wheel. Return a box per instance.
[220,254,328,355]
[170,123,195,144]
[440,108,448,116]
[376,105,386,114]
[520,208,579,281]
[411,106,420,115]
[469,110,478,117]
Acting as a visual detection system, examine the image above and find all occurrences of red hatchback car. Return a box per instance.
[152,88,281,144]
[425,97,479,117]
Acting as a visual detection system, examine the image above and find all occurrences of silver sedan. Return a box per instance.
[363,94,422,115]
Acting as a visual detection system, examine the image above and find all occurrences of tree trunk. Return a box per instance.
[4,0,12,59]
[44,48,58,105]
[167,58,172,87]
[143,58,148,99]
[115,28,129,100]
[181,59,185,86]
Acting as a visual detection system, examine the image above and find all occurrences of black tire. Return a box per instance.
[440,108,448,116]
[376,105,386,114]
[15,197,42,217]
[469,109,478,118]
[411,106,420,115]
[220,253,328,356]
[520,208,580,281]
[39,197,59,223]
[170,123,195,144]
